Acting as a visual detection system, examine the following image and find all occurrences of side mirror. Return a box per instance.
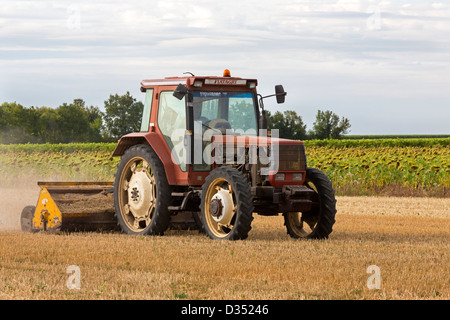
[275,85,286,104]
[173,84,189,100]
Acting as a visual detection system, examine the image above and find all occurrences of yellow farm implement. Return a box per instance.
[21,182,118,232]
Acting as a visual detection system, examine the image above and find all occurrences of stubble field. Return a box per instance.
[0,186,448,300]
[0,140,449,300]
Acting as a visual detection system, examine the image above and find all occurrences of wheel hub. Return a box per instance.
[130,187,140,202]
[209,189,234,225]
[127,169,154,219]
[209,198,223,219]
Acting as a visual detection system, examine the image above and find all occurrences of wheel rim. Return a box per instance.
[204,177,237,238]
[118,156,156,232]
[286,211,317,237]
[287,178,320,238]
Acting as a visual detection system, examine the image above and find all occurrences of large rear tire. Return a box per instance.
[284,167,337,239]
[113,144,171,235]
[201,167,254,240]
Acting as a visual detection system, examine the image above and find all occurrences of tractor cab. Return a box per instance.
[132,70,295,187]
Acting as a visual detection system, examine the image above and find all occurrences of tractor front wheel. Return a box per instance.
[284,167,337,239]
[201,167,254,240]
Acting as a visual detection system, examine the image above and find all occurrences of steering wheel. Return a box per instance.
[206,119,232,134]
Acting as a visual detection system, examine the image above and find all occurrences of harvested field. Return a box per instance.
[0,192,449,300]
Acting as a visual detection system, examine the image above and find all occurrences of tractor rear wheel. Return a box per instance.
[284,167,336,239]
[201,167,254,240]
[114,144,171,235]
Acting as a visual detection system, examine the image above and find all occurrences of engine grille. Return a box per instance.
[276,144,307,171]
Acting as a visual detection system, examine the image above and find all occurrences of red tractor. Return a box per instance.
[21,70,336,240]
[111,70,337,240]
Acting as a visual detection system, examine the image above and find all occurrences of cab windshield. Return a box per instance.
[193,91,258,136]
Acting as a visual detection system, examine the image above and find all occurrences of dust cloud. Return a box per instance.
[0,179,41,231]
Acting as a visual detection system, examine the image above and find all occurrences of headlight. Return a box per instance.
[193,80,203,87]
[274,173,285,181]
[247,81,257,89]
[293,173,303,181]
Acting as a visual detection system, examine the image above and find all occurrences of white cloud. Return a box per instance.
[1,0,449,134]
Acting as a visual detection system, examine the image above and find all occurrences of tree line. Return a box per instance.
[267,109,351,140]
[0,92,350,144]
[0,92,143,144]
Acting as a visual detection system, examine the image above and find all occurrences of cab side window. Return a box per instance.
[140,89,154,132]
[157,91,186,171]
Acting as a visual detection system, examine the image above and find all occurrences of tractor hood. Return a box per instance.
[212,134,307,185]
[211,135,304,147]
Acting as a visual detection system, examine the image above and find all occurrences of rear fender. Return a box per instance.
[112,132,184,185]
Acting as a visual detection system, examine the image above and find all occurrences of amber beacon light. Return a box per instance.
[223,69,231,77]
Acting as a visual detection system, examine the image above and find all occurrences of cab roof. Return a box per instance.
[140,74,258,91]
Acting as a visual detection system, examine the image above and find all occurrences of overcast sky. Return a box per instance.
[1,0,449,135]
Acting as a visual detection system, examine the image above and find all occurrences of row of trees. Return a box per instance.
[267,109,351,140]
[0,93,350,144]
[0,92,142,144]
